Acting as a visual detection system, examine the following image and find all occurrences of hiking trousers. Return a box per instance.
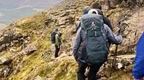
[55,45,60,58]
[77,61,103,80]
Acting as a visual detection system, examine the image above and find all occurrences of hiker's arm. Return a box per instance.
[105,24,122,44]
[72,27,82,61]
[103,17,113,31]
[76,22,81,32]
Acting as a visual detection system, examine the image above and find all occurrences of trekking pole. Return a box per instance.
[115,26,121,55]
[113,20,127,70]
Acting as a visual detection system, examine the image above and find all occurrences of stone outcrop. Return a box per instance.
[0,28,28,52]
[0,57,12,65]
[22,44,37,55]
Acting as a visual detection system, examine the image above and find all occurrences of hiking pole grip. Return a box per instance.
[114,28,121,55]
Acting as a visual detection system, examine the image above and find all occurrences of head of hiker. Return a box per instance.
[55,28,58,32]
[91,2,103,16]
[91,2,102,10]
[91,2,113,30]
[83,6,91,14]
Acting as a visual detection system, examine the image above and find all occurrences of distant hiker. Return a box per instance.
[91,2,113,30]
[51,29,62,58]
[73,9,122,80]
[133,32,144,80]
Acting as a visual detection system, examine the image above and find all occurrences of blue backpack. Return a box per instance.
[133,32,144,79]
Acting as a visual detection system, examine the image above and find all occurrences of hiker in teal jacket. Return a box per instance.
[133,32,144,80]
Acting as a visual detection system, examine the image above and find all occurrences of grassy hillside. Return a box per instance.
[0,0,144,80]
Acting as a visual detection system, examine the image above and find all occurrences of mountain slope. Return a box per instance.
[0,0,144,80]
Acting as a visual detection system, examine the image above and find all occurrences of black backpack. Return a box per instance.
[51,32,56,43]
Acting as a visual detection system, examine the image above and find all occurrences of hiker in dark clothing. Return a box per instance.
[91,2,113,30]
[73,9,122,80]
[51,29,62,58]
[54,32,62,57]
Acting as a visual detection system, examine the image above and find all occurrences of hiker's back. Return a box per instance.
[55,33,62,46]
[80,13,108,64]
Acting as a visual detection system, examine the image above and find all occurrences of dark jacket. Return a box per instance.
[103,16,113,30]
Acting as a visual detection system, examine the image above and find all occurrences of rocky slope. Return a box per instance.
[0,0,144,80]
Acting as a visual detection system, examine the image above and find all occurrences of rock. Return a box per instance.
[3,66,11,77]
[0,57,12,65]
[58,17,66,25]
[0,44,7,52]
[60,11,70,17]
[23,44,37,55]
[44,18,54,26]
[58,16,75,26]
[34,75,46,80]
[117,62,123,69]
[108,54,135,70]
[65,16,75,24]
[0,66,11,77]
[0,28,28,52]
[0,68,3,77]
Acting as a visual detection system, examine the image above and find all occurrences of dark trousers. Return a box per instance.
[55,45,60,58]
[77,61,103,80]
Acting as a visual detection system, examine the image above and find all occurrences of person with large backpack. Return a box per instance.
[72,9,122,80]
[51,29,62,58]
[133,32,144,80]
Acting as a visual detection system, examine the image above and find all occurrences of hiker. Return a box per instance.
[72,9,122,80]
[51,29,62,58]
[133,32,144,80]
[91,2,113,30]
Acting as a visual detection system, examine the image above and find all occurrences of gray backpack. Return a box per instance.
[80,14,108,64]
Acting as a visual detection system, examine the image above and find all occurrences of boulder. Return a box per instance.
[0,66,11,77]
[0,28,28,52]
[0,44,7,52]
[34,75,46,80]
[58,16,75,26]
[60,11,70,17]
[107,54,135,70]
[58,17,66,25]
[3,66,11,77]
[0,57,12,65]
[23,44,37,55]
